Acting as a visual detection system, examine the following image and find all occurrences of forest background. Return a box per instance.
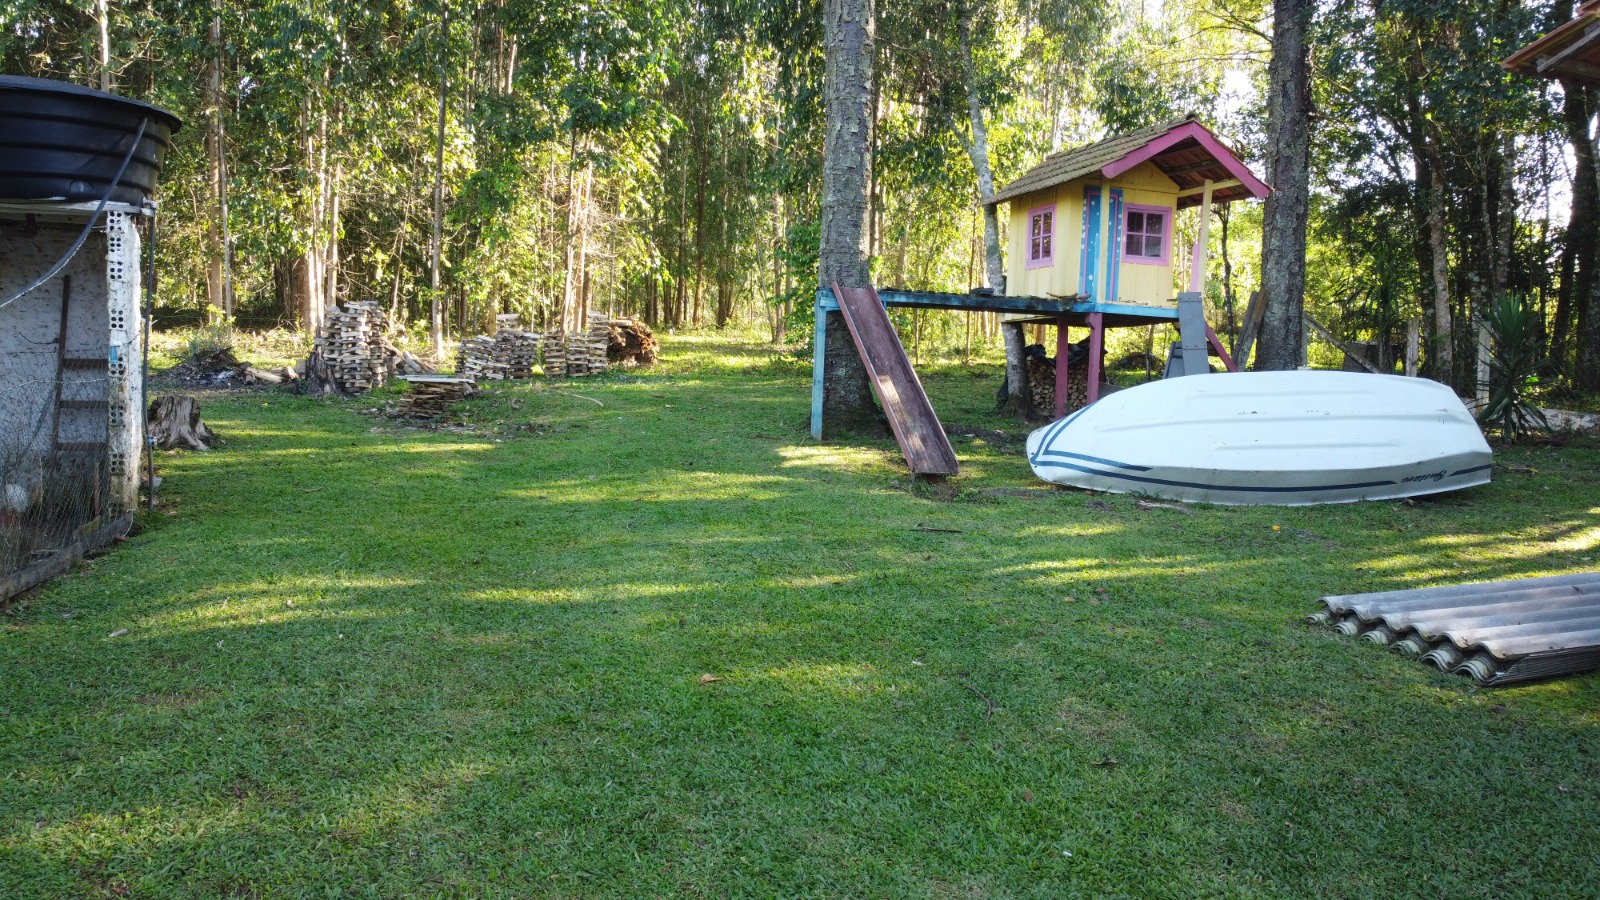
[0,0,1591,394]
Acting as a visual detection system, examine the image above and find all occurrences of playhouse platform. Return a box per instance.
[810,287,1190,439]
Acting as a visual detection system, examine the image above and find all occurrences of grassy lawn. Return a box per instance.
[4,333,1600,897]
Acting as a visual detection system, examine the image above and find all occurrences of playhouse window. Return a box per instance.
[1026,205,1055,268]
[1124,205,1170,265]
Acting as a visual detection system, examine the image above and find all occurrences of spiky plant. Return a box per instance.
[1476,294,1549,441]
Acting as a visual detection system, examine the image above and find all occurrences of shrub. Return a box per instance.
[1476,294,1548,441]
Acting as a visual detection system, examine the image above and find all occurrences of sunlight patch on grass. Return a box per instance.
[753,660,887,700]
[775,444,892,473]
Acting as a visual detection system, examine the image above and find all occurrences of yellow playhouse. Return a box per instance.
[991,115,1270,308]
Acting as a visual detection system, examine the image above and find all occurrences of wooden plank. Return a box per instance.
[0,513,131,603]
[831,284,959,477]
[1205,324,1239,372]
[1176,293,1211,376]
[1305,314,1382,375]
[1055,316,1070,420]
[1234,290,1266,369]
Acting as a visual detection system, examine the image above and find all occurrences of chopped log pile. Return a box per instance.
[313,301,392,393]
[397,375,476,418]
[147,395,215,451]
[1026,356,1088,418]
[170,347,247,384]
[601,316,659,367]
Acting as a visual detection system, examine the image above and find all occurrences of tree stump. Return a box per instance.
[148,395,215,451]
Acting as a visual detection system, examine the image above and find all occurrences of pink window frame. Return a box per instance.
[1025,203,1056,269]
[1122,203,1172,267]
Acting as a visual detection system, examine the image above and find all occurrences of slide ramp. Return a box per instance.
[831,284,959,477]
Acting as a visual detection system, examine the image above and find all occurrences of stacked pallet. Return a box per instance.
[542,331,568,376]
[456,335,504,381]
[397,375,476,417]
[495,328,542,379]
[315,301,391,393]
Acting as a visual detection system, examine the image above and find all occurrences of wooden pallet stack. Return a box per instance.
[541,331,568,376]
[315,301,391,393]
[580,314,611,376]
[455,335,503,381]
[398,375,476,418]
[495,328,542,379]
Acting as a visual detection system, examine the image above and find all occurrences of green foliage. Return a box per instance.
[1477,294,1551,441]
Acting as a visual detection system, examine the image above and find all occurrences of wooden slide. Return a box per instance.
[831,284,960,477]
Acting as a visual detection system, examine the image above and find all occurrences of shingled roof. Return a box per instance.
[990,116,1271,210]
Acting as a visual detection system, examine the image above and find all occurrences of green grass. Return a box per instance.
[5,333,1600,897]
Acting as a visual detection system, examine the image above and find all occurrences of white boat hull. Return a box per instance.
[1026,371,1492,506]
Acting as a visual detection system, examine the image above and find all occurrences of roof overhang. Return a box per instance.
[1099,121,1271,208]
[989,118,1271,210]
[1504,2,1600,86]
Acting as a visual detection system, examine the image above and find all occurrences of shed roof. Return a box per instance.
[990,116,1271,210]
[1504,1,1600,87]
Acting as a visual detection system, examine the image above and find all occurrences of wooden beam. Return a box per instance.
[1178,179,1241,199]
[1235,290,1266,369]
[1156,157,1226,177]
[1190,179,1214,292]
[1305,314,1382,374]
[1536,23,1600,73]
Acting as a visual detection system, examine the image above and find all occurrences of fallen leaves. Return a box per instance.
[698,674,722,685]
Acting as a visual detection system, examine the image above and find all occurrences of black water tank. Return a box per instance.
[0,76,182,206]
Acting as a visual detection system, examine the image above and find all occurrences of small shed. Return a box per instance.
[991,116,1270,307]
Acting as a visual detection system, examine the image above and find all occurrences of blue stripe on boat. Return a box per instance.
[1034,455,1402,493]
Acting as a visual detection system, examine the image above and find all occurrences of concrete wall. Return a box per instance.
[0,222,111,511]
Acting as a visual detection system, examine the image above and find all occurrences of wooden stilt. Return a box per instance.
[1055,315,1070,420]
[1204,324,1239,372]
[1087,311,1104,403]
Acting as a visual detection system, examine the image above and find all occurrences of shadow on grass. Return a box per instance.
[5,360,1600,895]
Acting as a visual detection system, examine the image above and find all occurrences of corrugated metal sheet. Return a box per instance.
[1310,571,1600,684]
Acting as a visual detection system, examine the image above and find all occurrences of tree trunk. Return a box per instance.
[817,0,879,436]
[1564,80,1600,391]
[205,15,226,321]
[1426,161,1455,387]
[958,11,1003,291]
[430,7,449,357]
[1256,0,1313,370]
[94,0,112,91]
[147,396,215,451]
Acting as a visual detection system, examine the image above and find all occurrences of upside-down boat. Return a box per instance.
[1025,370,1492,506]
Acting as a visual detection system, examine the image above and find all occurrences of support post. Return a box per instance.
[1175,292,1210,376]
[1405,317,1420,377]
[1087,311,1104,403]
[1476,321,1491,409]
[1190,179,1214,292]
[1055,315,1069,420]
[1204,324,1238,372]
[811,292,830,438]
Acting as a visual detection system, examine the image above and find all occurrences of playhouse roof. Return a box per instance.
[1503,0,1600,86]
[991,116,1271,210]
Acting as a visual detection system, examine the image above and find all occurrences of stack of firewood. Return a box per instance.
[315,301,391,393]
[1026,356,1088,418]
[398,375,476,417]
